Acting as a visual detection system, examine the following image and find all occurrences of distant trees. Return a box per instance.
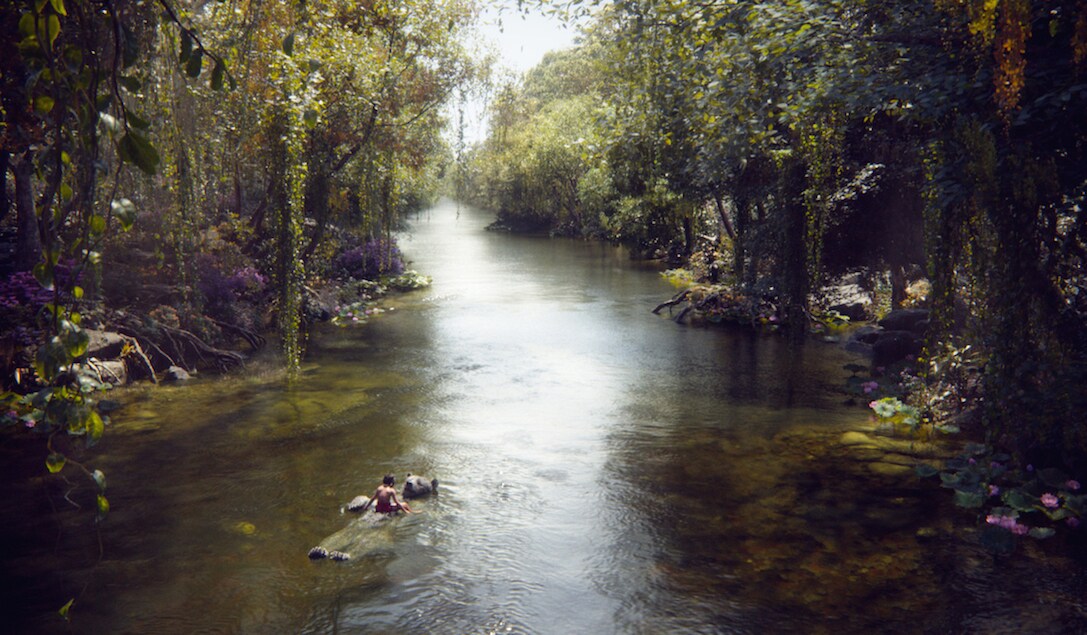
[467,0,1087,465]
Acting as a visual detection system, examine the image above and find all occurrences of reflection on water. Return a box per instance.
[3,199,1086,634]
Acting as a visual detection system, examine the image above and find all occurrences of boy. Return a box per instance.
[358,474,414,515]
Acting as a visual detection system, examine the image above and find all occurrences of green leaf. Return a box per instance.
[72,285,83,300]
[18,13,36,39]
[87,410,104,446]
[1064,494,1087,516]
[33,262,54,290]
[111,198,137,231]
[34,95,55,114]
[60,183,72,202]
[46,452,67,473]
[939,471,961,488]
[1002,489,1039,513]
[126,111,151,130]
[118,132,160,175]
[89,214,106,235]
[211,59,225,91]
[1028,527,1056,539]
[914,464,939,478]
[179,30,192,64]
[186,49,203,78]
[50,0,67,16]
[953,489,985,508]
[92,469,106,492]
[58,598,74,621]
[96,494,109,518]
[64,328,89,358]
[46,14,60,49]
[283,32,295,56]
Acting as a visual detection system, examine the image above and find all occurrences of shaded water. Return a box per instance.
[4,199,1087,633]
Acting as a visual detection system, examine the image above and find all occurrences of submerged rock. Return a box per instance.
[162,366,191,382]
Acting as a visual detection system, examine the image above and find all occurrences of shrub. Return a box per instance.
[334,239,405,280]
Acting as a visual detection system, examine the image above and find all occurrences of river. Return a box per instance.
[4,199,1086,633]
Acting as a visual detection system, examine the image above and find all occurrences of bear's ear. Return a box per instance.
[406,473,413,478]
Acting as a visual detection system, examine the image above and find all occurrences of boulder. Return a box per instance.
[345,495,369,512]
[85,330,130,360]
[162,365,191,382]
[878,309,929,334]
[821,280,871,322]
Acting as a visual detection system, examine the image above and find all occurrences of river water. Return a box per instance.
[4,199,1087,633]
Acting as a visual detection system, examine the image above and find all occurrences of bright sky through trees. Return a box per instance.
[457,1,579,144]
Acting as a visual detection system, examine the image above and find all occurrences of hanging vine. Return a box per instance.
[269,31,321,377]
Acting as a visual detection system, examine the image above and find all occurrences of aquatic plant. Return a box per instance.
[868,397,923,431]
[331,302,385,326]
[386,270,432,291]
[915,443,1085,552]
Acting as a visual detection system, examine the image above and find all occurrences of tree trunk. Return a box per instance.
[712,193,736,241]
[13,155,41,271]
[781,160,810,341]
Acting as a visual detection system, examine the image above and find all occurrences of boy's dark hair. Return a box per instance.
[382,474,395,486]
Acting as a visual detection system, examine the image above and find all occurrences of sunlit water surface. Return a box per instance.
[4,199,1087,634]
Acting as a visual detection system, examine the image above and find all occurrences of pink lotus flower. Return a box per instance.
[987,513,1029,535]
[1066,480,1081,491]
[1041,493,1060,508]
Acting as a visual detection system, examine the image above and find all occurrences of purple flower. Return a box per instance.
[987,513,1028,535]
[1067,517,1080,528]
[861,381,879,394]
[988,484,1000,496]
[1027,464,1034,472]
[1066,480,1081,491]
[968,458,977,465]
[1041,493,1060,508]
